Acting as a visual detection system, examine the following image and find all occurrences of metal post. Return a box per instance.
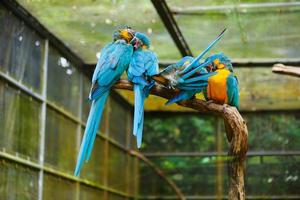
[75,72,84,200]
[151,0,193,57]
[38,39,49,200]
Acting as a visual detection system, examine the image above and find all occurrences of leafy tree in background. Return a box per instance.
[143,114,217,152]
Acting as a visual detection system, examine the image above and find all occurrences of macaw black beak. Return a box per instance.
[134,39,139,49]
[127,29,136,38]
[129,36,141,50]
[151,74,169,87]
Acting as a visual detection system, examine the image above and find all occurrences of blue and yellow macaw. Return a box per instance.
[127,32,159,148]
[203,53,239,109]
[152,29,226,105]
[74,26,135,176]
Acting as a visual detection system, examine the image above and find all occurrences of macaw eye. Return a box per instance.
[213,59,220,65]
[183,61,190,66]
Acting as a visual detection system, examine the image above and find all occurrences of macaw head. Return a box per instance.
[131,32,151,50]
[205,53,233,72]
[113,25,135,43]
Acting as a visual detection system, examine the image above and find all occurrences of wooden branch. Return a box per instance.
[272,63,300,77]
[114,79,248,200]
[114,79,248,157]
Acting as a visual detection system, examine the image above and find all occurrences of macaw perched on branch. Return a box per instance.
[127,32,159,148]
[203,53,239,109]
[74,26,135,176]
[152,29,227,105]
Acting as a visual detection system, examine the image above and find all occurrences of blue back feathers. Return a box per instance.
[75,34,134,176]
[127,33,158,148]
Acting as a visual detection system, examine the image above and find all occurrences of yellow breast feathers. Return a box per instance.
[207,68,231,104]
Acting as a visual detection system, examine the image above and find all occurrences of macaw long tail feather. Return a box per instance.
[184,72,217,83]
[183,83,208,87]
[180,28,227,74]
[181,60,211,80]
[179,86,206,91]
[133,84,145,148]
[166,91,194,105]
[74,91,109,176]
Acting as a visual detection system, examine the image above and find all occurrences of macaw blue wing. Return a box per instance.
[159,56,194,75]
[75,41,133,176]
[161,60,217,105]
[145,51,159,77]
[165,71,216,105]
[128,49,158,148]
[226,74,239,109]
[90,41,133,100]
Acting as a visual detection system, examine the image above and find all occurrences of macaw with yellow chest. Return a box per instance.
[203,53,239,109]
[152,28,239,110]
[152,29,226,105]
[127,32,159,148]
[74,26,135,176]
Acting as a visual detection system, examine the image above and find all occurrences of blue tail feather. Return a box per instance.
[136,109,144,148]
[178,86,205,91]
[181,60,211,80]
[184,83,207,87]
[133,85,145,148]
[74,91,109,176]
[184,72,217,84]
[180,28,226,74]
[166,91,194,105]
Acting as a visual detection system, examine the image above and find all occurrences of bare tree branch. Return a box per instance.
[272,63,300,77]
[114,79,248,200]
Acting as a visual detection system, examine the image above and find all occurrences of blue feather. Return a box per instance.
[181,82,208,88]
[74,91,108,176]
[127,33,158,148]
[181,60,211,80]
[166,91,195,105]
[226,74,239,109]
[134,85,145,148]
[178,86,205,91]
[184,72,217,84]
[74,37,133,176]
[180,28,226,74]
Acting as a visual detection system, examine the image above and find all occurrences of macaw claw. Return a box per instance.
[205,99,215,106]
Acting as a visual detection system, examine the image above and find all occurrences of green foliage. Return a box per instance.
[246,113,300,151]
[246,156,300,195]
[143,114,217,152]
[143,112,300,196]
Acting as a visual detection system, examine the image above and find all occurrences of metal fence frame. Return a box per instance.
[0,33,183,200]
